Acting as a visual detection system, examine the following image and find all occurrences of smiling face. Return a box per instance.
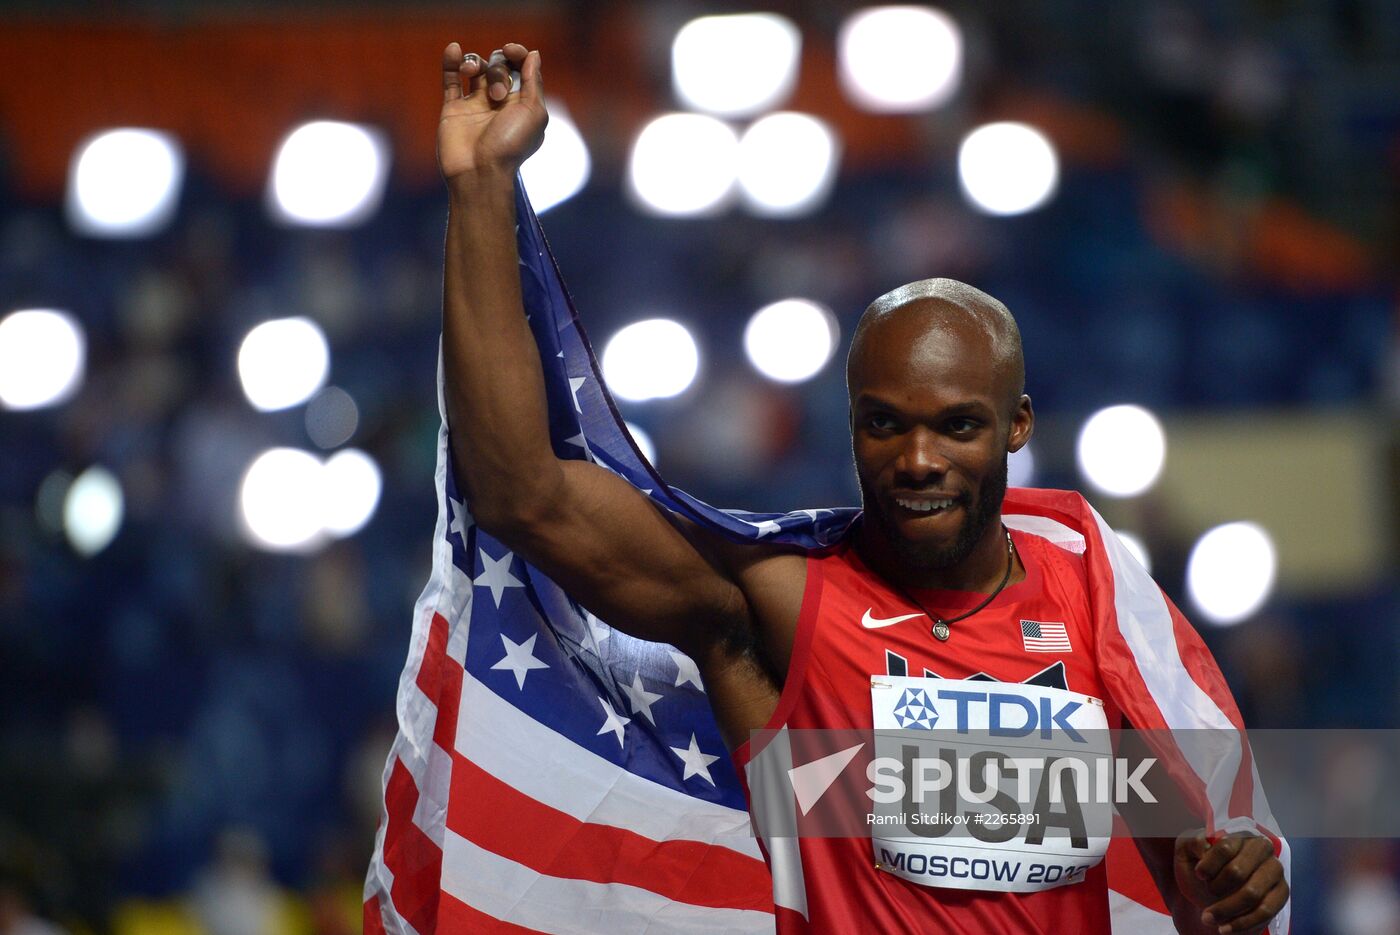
[847,280,1033,586]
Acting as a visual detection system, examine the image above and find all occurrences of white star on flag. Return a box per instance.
[568,376,587,413]
[448,496,471,546]
[595,696,630,748]
[474,548,524,608]
[668,649,704,691]
[670,733,720,785]
[563,432,593,461]
[583,611,610,654]
[490,633,549,689]
[748,519,781,538]
[622,672,664,725]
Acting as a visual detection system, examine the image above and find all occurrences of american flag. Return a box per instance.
[1020,619,1072,653]
[362,182,1291,934]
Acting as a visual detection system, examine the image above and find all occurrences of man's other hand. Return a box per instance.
[1174,830,1289,934]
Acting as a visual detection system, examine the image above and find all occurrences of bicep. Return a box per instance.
[494,459,749,655]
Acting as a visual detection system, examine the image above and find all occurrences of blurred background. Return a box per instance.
[1,2,1397,933]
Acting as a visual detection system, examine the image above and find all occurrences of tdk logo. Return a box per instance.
[892,688,938,730]
[935,689,1085,743]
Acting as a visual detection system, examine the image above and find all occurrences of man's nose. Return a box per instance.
[894,427,951,483]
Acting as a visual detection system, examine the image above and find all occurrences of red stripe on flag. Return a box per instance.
[363,897,388,935]
[440,889,551,934]
[381,758,445,934]
[446,753,775,913]
[1105,820,1169,913]
[415,612,462,754]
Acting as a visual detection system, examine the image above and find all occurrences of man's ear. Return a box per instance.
[1008,394,1034,453]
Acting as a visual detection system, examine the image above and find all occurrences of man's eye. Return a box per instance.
[947,418,980,434]
[868,414,898,432]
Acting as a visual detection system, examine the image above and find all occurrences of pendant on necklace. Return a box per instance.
[932,620,951,641]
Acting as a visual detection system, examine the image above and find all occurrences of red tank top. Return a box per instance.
[734,527,1124,934]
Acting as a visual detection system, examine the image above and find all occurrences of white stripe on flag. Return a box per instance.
[742,728,808,919]
[1004,513,1087,554]
[1023,641,1072,652]
[1089,509,1246,818]
[441,830,776,934]
[455,669,763,859]
[1108,889,1173,934]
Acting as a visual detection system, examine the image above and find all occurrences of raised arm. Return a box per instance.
[435,41,799,679]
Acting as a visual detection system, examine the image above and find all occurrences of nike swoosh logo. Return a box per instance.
[861,609,925,629]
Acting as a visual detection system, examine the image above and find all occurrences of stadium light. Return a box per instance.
[67,128,184,238]
[0,309,85,411]
[237,317,330,412]
[1187,522,1276,625]
[672,13,801,117]
[1008,442,1036,488]
[520,100,591,213]
[958,122,1059,216]
[602,319,700,401]
[320,449,382,538]
[1115,531,1152,574]
[624,422,657,466]
[238,447,383,552]
[737,113,840,217]
[1076,404,1165,497]
[627,114,738,217]
[743,299,837,383]
[63,465,123,556]
[239,448,327,552]
[838,6,963,113]
[268,121,388,227]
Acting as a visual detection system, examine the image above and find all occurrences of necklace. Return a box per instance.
[909,527,1016,642]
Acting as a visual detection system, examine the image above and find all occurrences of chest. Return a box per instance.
[801,549,1120,729]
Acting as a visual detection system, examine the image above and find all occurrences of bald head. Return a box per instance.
[847,278,1025,416]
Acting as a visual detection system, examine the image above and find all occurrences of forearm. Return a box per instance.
[442,169,562,523]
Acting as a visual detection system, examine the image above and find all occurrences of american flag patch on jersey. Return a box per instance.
[1021,619,1072,653]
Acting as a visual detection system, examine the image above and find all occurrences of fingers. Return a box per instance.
[502,42,530,67]
[1176,829,1209,868]
[1201,858,1285,932]
[461,51,486,96]
[1210,880,1290,934]
[519,49,543,105]
[486,49,513,102]
[450,42,538,105]
[1195,832,1267,887]
[442,42,464,103]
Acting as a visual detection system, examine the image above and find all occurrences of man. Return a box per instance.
[434,39,1290,933]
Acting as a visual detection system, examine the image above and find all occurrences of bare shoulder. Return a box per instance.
[668,519,809,749]
[723,542,808,678]
[666,513,808,681]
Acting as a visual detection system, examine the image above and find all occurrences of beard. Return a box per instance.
[860,453,1009,575]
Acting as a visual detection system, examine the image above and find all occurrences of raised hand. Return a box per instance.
[438,41,547,188]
